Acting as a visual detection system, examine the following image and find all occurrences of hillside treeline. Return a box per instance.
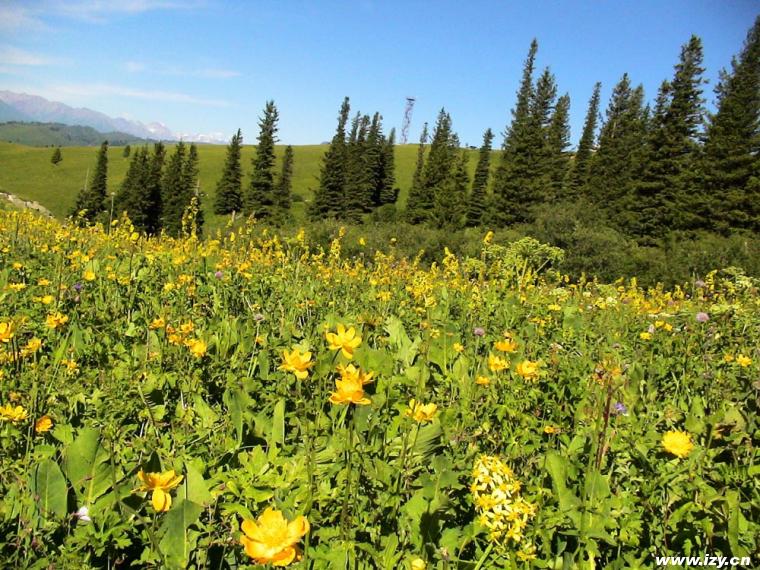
[72,17,760,282]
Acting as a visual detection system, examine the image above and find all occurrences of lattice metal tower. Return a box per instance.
[400,97,416,144]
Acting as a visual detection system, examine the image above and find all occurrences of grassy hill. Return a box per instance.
[0,141,488,231]
[0,122,150,147]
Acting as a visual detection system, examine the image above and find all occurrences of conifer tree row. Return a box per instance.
[310,97,397,221]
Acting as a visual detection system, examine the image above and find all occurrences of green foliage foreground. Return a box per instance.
[0,211,758,568]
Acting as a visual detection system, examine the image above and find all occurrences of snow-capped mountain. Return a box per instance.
[0,90,227,144]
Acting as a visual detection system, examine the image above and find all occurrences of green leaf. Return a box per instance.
[270,398,285,451]
[158,498,203,569]
[583,470,610,502]
[34,460,68,519]
[182,459,212,507]
[64,427,111,504]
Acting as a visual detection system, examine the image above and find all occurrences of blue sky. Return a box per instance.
[1,0,758,145]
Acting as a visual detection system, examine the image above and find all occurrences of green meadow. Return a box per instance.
[0,142,485,229]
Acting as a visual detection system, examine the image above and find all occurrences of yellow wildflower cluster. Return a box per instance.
[471,455,537,548]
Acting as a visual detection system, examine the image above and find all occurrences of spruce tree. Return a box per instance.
[566,82,601,196]
[146,142,166,234]
[310,97,350,220]
[182,143,200,198]
[71,140,108,223]
[161,141,189,236]
[378,128,398,205]
[115,146,152,231]
[365,112,386,208]
[702,16,760,233]
[586,75,648,226]
[51,147,62,165]
[404,122,429,223]
[632,36,706,239]
[214,129,244,215]
[344,113,372,221]
[492,39,539,225]
[466,128,494,227]
[123,144,131,158]
[246,101,279,220]
[433,148,468,229]
[544,92,571,201]
[422,109,457,226]
[274,145,294,222]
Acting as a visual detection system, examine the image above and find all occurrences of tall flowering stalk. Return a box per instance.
[471,455,537,564]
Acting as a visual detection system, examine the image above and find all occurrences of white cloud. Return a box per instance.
[53,0,204,22]
[0,46,60,66]
[124,60,241,79]
[50,82,230,107]
[0,4,46,32]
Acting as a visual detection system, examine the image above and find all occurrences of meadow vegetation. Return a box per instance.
[0,210,758,568]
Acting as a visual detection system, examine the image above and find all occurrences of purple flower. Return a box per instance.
[695,279,706,288]
[72,283,82,292]
[253,313,266,323]
[473,326,485,337]
[214,270,223,279]
[613,402,628,416]
[695,312,709,323]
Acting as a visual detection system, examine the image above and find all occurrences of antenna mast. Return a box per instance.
[400,97,416,144]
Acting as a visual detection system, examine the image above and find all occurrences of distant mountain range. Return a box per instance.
[0,91,227,144]
[0,121,151,147]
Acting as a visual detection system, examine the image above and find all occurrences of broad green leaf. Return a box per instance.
[182,459,212,507]
[159,498,203,569]
[270,398,285,451]
[34,460,68,519]
[64,427,111,504]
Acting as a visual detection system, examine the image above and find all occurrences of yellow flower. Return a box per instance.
[475,375,491,386]
[452,342,464,353]
[239,507,309,566]
[736,354,752,367]
[543,425,560,434]
[0,404,29,422]
[7,283,26,292]
[149,318,165,330]
[639,331,652,340]
[46,312,69,330]
[40,295,54,305]
[406,399,438,423]
[662,431,694,459]
[325,324,362,359]
[411,558,427,570]
[37,278,51,286]
[723,353,734,363]
[359,237,366,246]
[329,364,373,405]
[547,304,561,312]
[136,470,183,512]
[21,337,42,356]
[0,322,14,343]
[494,339,518,353]
[488,353,510,373]
[179,321,194,335]
[279,348,314,380]
[35,415,53,433]
[83,270,96,281]
[185,338,207,358]
[515,360,540,381]
[483,230,494,245]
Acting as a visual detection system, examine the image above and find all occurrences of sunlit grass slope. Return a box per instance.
[0,142,488,231]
